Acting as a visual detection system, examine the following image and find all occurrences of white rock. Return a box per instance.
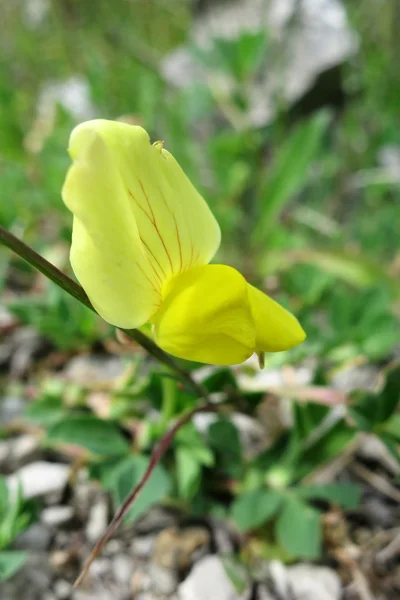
[163,0,358,126]
[112,554,134,584]
[178,555,248,600]
[54,579,73,600]
[288,564,341,600]
[41,505,75,527]
[85,498,109,543]
[131,535,156,559]
[7,461,69,499]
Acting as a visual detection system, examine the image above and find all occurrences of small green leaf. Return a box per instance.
[0,551,28,580]
[297,421,355,479]
[381,414,400,442]
[296,483,361,509]
[24,396,66,427]
[0,476,8,517]
[349,392,379,432]
[221,555,249,594]
[208,419,242,477]
[105,455,172,522]
[176,448,202,499]
[46,415,129,456]
[231,489,283,531]
[276,497,321,559]
[255,110,331,240]
[378,365,400,423]
[203,368,238,393]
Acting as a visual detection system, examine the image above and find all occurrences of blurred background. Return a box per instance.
[0,1,399,599]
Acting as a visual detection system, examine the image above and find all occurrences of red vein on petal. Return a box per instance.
[140,236,167,280]
[134,260,161,297]
[172,213,183,271]
[158,188,183,272]
[136,183,174,273]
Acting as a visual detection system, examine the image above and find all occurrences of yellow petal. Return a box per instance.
[62,119,221,328]
[63,129,161,328]
[152,265,255,365]
[68,119,220,283]
[247,284,306,352]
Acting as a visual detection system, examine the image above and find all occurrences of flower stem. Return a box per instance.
[0,225,207,398]
[73,399,219,588]
[160,373,177,431]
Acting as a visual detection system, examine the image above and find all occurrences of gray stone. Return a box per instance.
[331,364,380,393]
[131,534,156,559]
[9,434,40,467]
[112,554,134,584]
[149,563,178,595]
[53,579,73,600]
[85,497,109,543]
[288,564,341,600]
[210,519,237,554]
[0,396,26,425]
[8,328,45,377]
[64,354,125,386]
[7,461,70,499]
[357,434,400,476]
[14,522,52,551]
[178,555,248,600]
[255,586,275,600]
[162,0,357,126]
[41,505,75,527]
[88,557,111,578]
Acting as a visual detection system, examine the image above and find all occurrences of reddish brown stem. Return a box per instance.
[73,401,218,588]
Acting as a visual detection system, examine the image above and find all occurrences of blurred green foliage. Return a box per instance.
[0,478,37,580]
[0,0,399,565]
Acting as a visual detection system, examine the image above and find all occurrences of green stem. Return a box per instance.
[0,225,207,399]
[160,373,177,430]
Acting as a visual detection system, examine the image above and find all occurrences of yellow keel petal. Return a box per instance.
[247,284,306,352]
[153,265,255,365]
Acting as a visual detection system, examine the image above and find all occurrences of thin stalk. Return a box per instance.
[73,400,219,588]
[0,225,207,398]
[160,372,177,431]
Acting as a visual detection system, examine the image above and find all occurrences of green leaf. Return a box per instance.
[203,368,238,393]
[263,249,400,297]
[276,497,321,559]
[0,481,26,549]
[255,110,331,240]
[231,489,283,531]
[176,448,202,499]
[296,483,361,509]
[46,415,129,456]
[349,392,378,432]
[0,476,8,518]
[208,419,242,477]
[294,403,330,442]
[105,455,172,522]
[0,551,28,581]
[221,555,249,594]
[297,421,355,479]
[175,423,214,467]
[381,414,400,442]
[24,396,66,427]
[378,365,400,423]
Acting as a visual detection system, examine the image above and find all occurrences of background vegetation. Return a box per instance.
[0,0,399,591]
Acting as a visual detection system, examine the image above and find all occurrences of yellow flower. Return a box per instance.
[62,120,305,366]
